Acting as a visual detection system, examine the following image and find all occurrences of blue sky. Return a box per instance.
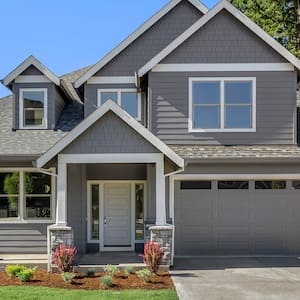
[0,0,218,98]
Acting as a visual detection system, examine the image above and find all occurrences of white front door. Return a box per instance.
[103,183,131,248]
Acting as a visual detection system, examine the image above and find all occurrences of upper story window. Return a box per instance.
[97,89,141,120]
[19,88,47,129]
[188,78,256,132]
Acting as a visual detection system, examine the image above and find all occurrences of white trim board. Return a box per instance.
[36,100,184,168]
[15,75,52,83]
[74,0,208,88]
[87,76,136,84]
[152,63,295,72]
[2,55,60,86]
[138,0,300,77]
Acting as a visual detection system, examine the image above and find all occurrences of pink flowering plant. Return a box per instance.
[52,243,77,272]
[141,241,165,274]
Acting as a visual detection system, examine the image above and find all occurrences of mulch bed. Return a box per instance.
[0,270,174,290]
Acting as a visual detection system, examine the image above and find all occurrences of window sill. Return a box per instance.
[0,219,55,224]
[189,128,256,133]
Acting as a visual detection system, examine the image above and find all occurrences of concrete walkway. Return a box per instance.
[0,254,48,270]
[171,257,300,300]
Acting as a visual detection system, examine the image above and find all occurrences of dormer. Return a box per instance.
[1,56,66,130]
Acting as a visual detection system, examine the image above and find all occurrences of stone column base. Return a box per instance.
[47,225,74,272]
[149,225,174,267]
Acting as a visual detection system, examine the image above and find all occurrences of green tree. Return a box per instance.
[229,0,300,58]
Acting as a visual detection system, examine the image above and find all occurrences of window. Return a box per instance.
[97,89,141,120]
[189,78,256,132]
[180,181,211,189]
[20,88,47,129]
[135,183,145,241]
[0,169,54,222]
[292,181,300,189]
[255,181,286,190]
[90,184,99,240]
[218,181,249,189]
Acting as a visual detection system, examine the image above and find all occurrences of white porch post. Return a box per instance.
[56,156,67,226]
[155,154,166,225]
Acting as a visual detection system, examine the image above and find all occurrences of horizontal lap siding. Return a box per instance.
[0,224,49,253]
[149,71,297,145]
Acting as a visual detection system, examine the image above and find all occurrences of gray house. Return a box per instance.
[1,0,300,265]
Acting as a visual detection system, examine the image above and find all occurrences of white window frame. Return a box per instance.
[0,168,55,224]
[19,88,48,129]
[97,89,141,121]
[188,77,256,132]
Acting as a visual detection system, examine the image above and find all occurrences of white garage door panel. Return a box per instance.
[175,180,300,255]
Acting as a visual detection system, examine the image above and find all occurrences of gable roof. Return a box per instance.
[36,100,184,168]
[2,55,60,86]
[138,0,300,76]
[74,0,208,88]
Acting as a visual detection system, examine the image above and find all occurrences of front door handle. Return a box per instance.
[104,217,107,225]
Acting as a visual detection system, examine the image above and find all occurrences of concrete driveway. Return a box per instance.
[171,257,300,300]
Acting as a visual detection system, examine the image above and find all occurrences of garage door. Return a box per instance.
[174,180,300,255]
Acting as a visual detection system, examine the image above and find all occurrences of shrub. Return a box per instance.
[103,264,119,277]
[5,265,27,277]
[16,267,37,282]
[124,265,135,276]
[86,268,96,278]
[136,268,155,283]
[101,275,113,287]
[61,272,76,284]
[140,241,165,274]
[52,243,77,272]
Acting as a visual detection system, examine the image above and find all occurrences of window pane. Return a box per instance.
[91,185,99,240]
[25,196,50,218]
[180,181,211,189]
[218,181,249,189]
[24,109,44,126]
[0,197,18,218]
[121,92,138,118]
[193,106,219,129]
[135,184,144,241]
[255,181,286,189]
[101,92,118,104]
[292,181,300,189]
[24,173,51,194]
[0,173,19,194]
[225,106,251,128]
[23,91,45,108]
[193,82,220,104]
[225,82,252,104]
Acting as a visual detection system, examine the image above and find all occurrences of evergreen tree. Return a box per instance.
[229,0,300,58]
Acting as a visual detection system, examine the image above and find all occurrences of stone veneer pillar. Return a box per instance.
[47,225,74,272]
[149,225,174,267]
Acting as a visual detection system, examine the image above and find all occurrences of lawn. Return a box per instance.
[0,286,178,300]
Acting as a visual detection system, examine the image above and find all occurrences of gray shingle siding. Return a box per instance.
[162,10,286,64]
[54,87,66,123]
[62,111,159,155]
[20,65,43,76]
[149,70,297,145]
[95,1,203,76]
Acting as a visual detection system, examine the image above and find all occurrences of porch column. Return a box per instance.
[155,154,166,225]
[56,157,67,226]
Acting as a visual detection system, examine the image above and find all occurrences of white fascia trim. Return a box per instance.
[36,100,184,168]
[15,75,52,83]
[138,0,300,77]
[152,63,295,72]
[172,173,300,180]
[2,55,60,86]
[87,76,136,84]
[74,0,208,88]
